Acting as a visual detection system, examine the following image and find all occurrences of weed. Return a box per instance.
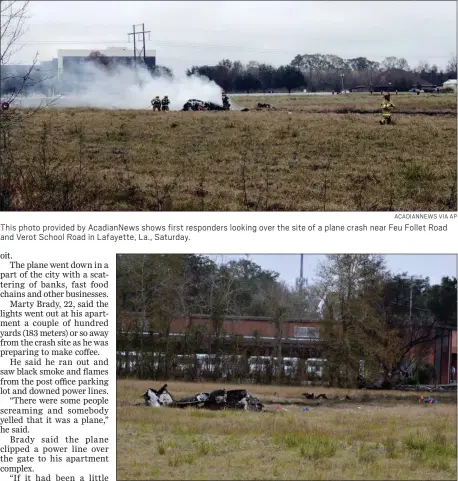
[405,433,428,451]
[168,452,183,467]
[357,444,378,464]
[297,436,338,460]
[383,437,399,459]
[197,439,212,456]
[157,439,166,455]
[183,452,196,464]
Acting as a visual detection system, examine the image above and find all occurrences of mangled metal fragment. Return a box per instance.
[257,103,274,109]
[142,384,175,407]
[175,392,210,408]
[302,392,329,400]
[182,99,227,111]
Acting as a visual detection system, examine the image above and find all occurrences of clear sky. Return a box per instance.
[207,255,457,287]
[11,1,457,75]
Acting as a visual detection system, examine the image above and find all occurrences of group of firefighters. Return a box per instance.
[151,95,170,111]
[150,92,231,112]
[150,91,396,124]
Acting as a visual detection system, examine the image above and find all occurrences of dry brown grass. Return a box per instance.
[233,92,457,112]
[6,93,456,211]
[117,380,457,480]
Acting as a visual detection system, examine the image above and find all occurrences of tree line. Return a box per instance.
[116,254,456,387]
[2,50,456,97]
[186,55,457,93]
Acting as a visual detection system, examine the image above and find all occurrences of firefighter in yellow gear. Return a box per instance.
[380,93,395,124]
[151,96,161,111]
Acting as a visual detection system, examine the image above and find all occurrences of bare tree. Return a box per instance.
[0,2,43,106]
[1,1,30,209]
[204,262,237,378]
[1,1,64,210]
[1,1,29,65]
[265,281,291,380]
[316,255,388,386]
[446,55,457,77]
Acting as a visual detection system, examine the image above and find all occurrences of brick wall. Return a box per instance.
[120,313,321,338]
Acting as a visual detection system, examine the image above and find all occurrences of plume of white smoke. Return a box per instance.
[51,62,224,110]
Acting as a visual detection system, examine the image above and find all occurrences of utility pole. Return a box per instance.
[127,24,151,67]
[401,275,421,324]
[298,254,304,293]
[408,279,413,324]
[129,25,136,62]
[142,23,147,64]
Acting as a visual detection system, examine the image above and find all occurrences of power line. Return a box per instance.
[15,39,454,60]
[390,302,432,313]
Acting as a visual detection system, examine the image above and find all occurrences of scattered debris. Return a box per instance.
[302,392,329,400]
[302,393,353,401]
[257,103,274,109]
[338,395,352,401]
[419,396,439,404]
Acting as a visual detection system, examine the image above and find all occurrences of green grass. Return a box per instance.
[117,380,457,480]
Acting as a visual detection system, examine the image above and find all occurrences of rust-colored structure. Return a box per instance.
[118,313,457,384]
[430,328,457,384]
[169,316,322,339]
[119,313,322,340]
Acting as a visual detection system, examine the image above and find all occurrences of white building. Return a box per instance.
[57,47,157,80]
[442,79,457,92]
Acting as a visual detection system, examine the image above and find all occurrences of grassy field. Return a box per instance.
[5,93,456,211]
[117,380,457,480]
[233,92,458,112]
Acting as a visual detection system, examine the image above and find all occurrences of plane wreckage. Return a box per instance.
[141,384,264,411]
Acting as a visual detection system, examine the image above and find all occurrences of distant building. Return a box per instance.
[1,63,52,95]
[57,47,156,81]
[39,58,58,76]
[351,79,437,93]
[442,79,457,92]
